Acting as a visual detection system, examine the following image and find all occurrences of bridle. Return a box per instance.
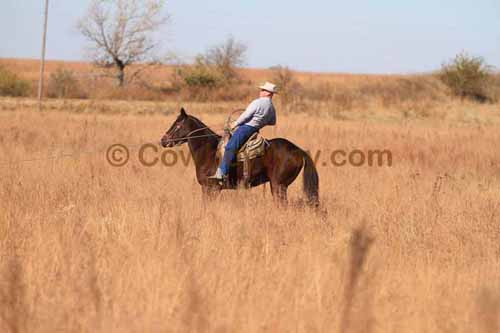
[163,116,222,147]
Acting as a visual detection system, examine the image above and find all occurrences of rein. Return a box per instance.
[163,123,223,145]
[186,126,220,138]
[163,132,221,143]
[163,109,244,145]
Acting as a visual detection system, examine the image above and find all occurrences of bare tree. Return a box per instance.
[203,36,247,82]
[77,0,168,86]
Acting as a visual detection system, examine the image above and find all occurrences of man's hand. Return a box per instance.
[230,121,238,131]
[224,121,238,135]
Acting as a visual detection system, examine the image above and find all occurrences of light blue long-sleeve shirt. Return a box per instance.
[235,97,276,129]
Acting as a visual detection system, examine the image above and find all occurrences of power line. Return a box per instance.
[38,0,49,112]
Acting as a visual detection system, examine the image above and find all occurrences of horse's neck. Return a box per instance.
[187,130,219,152]
[186,123,219,168]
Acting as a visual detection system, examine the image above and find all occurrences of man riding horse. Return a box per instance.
[209,82,278,181]
[160,83,319,206]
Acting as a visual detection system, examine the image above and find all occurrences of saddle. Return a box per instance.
[217,131,269,185]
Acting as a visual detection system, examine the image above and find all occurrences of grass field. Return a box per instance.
[1,96,499,332]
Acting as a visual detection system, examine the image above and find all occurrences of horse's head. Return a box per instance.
[161,108,193,148]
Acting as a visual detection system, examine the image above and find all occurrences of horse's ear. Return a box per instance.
[180,108,187,116]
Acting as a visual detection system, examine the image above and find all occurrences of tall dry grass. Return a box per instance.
[1,98,499,332]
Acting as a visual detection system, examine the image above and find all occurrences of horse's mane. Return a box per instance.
[188,114,221,139]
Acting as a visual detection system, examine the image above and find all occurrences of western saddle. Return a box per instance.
[216,131,269,185]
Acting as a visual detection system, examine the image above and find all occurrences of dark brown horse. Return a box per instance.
[161,108,319,206]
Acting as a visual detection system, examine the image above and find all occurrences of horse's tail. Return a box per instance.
[301,150,319,207]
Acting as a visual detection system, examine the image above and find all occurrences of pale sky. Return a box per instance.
[1,0,499,74]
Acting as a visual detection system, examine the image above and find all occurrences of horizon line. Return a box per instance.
[0,57,442,77]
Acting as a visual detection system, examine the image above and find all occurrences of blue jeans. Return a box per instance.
[220,125,258,175]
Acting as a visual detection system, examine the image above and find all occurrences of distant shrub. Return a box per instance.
[439,52,494,102]
[490,74,500,102]
[270,65,303,107]
[176,58,222,89]
[174,37,247,98]
[181,69,220,88]
[47,67,85,98]
[0,66,31,97]
[172,58,225,101]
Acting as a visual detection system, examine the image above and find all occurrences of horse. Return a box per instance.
[160,108,319,206]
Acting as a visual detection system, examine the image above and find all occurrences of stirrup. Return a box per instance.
[208,174,227,187]
[208,168,225,181]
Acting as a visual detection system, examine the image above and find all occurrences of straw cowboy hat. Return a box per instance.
[259,82,278,94]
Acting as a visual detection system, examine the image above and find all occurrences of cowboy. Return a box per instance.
[209,82,278,180]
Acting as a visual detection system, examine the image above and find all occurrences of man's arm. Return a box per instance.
[269,109,276,126]
[234,100,258,127]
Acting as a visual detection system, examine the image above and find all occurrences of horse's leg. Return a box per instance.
[281,186,288,202]
[270,181,288,205]
[279,185,288,204]
[202,185,219,204]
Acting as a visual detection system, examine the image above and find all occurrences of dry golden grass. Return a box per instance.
[1,97,500,332]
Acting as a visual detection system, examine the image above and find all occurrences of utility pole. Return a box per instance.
[38,0,49,112]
